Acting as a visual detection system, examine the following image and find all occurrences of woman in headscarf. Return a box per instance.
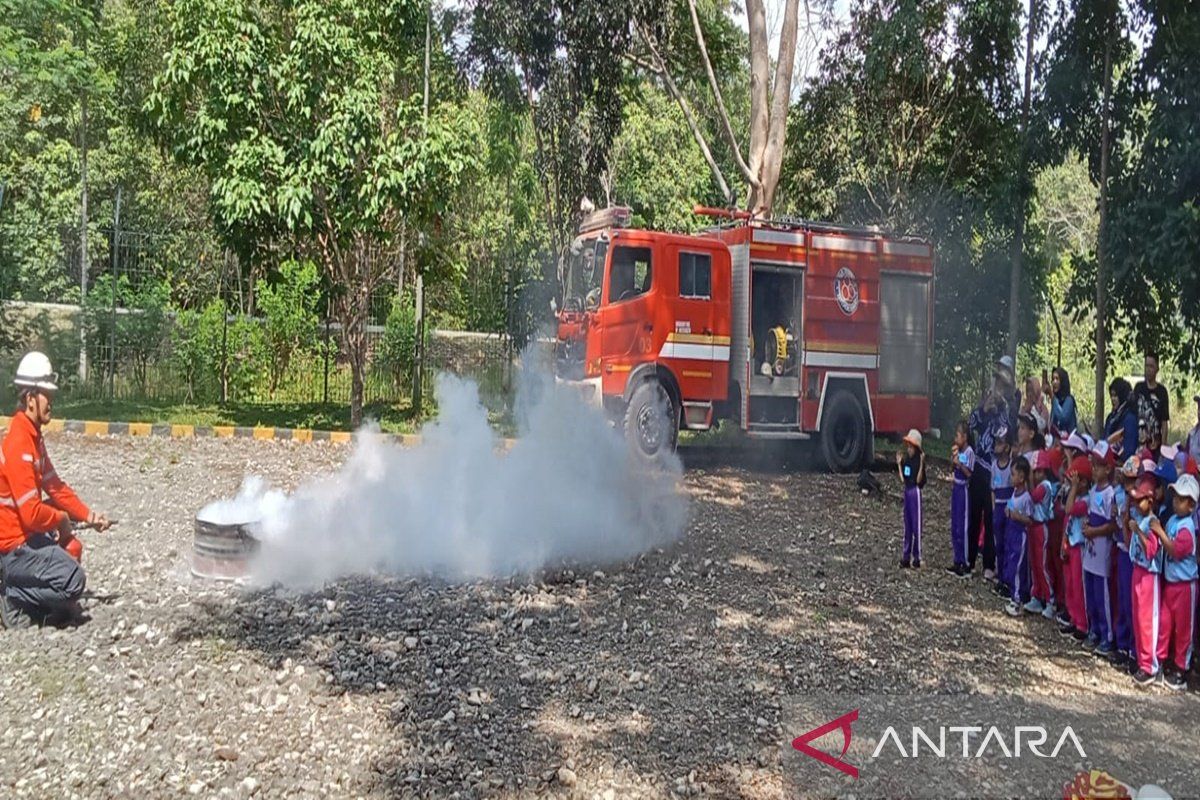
[1104,377,1139,458]
[1049,367,1077,435]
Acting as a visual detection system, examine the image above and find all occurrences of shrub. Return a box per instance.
[255,260,321,396]
[82,275,171,393]
[377,293,420,388]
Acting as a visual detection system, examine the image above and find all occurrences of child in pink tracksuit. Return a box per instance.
[1128,476,1163,685]
[1059,456,1092,641]
[1149,474,1198,690]
[1026,451,1055,616]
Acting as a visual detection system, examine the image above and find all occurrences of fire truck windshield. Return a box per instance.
[565,236,607,310]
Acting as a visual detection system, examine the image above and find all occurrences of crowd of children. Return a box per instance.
[898,416,1199,690]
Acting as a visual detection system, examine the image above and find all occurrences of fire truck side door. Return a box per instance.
[598,243,655,396]
[670,247,717,399]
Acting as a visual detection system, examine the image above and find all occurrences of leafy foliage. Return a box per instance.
[82,273,171,391]
[256,259,321,396]
[147,0,478,422]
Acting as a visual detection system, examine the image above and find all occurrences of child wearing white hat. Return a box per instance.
[1148,473,1198,690]
[896,429,926,568]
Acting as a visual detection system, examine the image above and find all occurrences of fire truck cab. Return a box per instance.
[554,206,934,471]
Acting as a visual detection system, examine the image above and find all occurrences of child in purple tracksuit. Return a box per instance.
[1083,442,1119,656]
[1003,455,1034,615]
[948,420,975,578]
[897,429,927,568]
[991,429,1014,598]
[1110,456,1139,671]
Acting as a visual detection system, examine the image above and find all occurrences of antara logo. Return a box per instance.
[792,709,860,778]
[792,711,1088,778]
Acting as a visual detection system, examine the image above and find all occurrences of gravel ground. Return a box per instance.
[0,434,1191,799]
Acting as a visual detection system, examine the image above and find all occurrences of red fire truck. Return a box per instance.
[554,206,934,471]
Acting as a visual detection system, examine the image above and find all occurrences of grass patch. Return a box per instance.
[54,398,430,434]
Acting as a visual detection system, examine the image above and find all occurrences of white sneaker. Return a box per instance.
[1023,598,1045,614]
[1040,603,1057,620]
[983,569,996,582]
[1005,601,1021,617]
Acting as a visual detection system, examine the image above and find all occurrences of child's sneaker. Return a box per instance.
[1132,669,1158,687]
[1040,602,1057,620]
[1070,628,1087,642]
[983,568,996,582]
[912,559,921,568]
[995,582,1010,598]
[1023,598,1045,614]
[1081,633,1099,651]
[1094,641,1114,657]
[945,564,960,576]
[1107,650,1130,669]
[1058,623,1078,638]
[1163,669,1187,691]
[900,560,911,569]
[1004,600,1021,617]
[1055,611,1072,627]
[957,565,971,580]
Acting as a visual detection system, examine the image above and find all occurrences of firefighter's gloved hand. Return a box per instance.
[87,512,113,532]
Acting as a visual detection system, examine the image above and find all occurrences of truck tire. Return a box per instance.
[624,381,678,463]
[820,389,868,472]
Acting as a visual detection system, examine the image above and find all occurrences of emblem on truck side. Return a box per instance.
[834,267,860,316]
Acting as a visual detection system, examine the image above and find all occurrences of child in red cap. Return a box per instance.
[1128,475,1164,685]
[1059,456,1092,640]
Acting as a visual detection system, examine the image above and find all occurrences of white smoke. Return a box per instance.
[198,364,688,588]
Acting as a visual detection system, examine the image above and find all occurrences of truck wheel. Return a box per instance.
[820,389,868,472]
[624,381,678,462]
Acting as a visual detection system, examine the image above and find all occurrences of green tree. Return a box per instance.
[608,84,717,232]
[147,0,476,424]
[1040,0,1132,430]
[778,0,1030,424]
[1105,1,1200,372]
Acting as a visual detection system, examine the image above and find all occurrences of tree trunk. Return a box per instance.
[745,0,770,207]
[758,0,801,213]
[347,319,366,428]
[1094,33,1113,434]
[340,273,371,429]
[1007,0,1038,363]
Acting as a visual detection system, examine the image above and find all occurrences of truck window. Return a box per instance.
[679,252,711,298]
[609,246,652,303]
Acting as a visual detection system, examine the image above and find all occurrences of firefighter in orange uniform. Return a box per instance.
[0,352,111,628]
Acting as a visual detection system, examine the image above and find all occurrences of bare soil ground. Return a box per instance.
[0,434,1178,799]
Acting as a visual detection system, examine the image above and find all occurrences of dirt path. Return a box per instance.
[0,434,1174,798]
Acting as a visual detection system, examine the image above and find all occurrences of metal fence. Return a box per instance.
[0,212,547,416]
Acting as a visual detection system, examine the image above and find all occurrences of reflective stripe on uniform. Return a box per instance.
[14,488,38,506]
[0,495,14,507]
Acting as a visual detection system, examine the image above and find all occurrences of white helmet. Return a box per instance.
[13,351,58,392]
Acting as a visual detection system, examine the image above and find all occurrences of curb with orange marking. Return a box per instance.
[0,418,518,449]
